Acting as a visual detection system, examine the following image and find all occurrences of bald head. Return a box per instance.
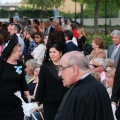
[58,51,90,88]
[61,51,89,70]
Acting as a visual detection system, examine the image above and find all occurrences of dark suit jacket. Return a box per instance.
[44,26,55,36]
[55,74,114,120]
[111,56,120,118]
[107,44,120,64]
[66,41,80,52]
[35,61,68,103]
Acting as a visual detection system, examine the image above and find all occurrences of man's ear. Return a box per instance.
[73,64,79,75]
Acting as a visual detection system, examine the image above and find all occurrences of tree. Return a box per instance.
[94,0,100,33]
[28,0,65,9]
[27,0,65,20]
[72,0,87,27]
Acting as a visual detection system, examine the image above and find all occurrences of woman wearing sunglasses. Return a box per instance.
[31,31,46,64]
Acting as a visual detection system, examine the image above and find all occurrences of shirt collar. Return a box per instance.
[66,40,72,43]
[16,33,20,37]
[114,44,120,48]
[80,72,91,80]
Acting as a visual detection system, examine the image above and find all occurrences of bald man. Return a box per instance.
[55,51,114,120]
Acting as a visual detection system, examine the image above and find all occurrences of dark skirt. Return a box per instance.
[0,99,24,120]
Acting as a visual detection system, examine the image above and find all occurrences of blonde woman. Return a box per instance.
[77,27,86,51]
[106,68,116,98]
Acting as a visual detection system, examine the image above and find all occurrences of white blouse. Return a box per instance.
[31,44,46,62]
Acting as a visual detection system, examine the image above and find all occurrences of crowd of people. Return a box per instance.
[0,16,120,120]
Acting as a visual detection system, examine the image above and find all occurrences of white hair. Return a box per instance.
[93,58,106,69]
[52,18,59,24]
[111,30,120,38]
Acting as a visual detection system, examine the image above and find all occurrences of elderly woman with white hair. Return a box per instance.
[25,59,41,96]
[92,58,107,87]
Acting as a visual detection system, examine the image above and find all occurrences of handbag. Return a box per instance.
[83,41,93,56]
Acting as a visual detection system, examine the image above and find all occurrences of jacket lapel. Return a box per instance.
[47,63,60,81]
[110,45,114,57]
[114,46,120,58]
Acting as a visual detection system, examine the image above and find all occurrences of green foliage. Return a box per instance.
[28,0,65,9]
[59,2,119,18]
[0,9,53,18]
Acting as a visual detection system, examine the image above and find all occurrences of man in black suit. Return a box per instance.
[64,30,80,52]
[55,51,114,120]
[44,19,55,36]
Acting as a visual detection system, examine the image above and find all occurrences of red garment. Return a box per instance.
[72,29,79,38]
[55,25,63,31]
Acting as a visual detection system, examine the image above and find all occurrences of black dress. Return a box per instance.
[35,61,68,120]
[77,36,86,51]
[0,61,28,120]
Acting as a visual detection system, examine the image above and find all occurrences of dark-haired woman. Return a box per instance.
[31,31,46,64]
[35,43,68,120]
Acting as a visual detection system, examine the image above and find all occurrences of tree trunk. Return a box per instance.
[80,3,84,27]
[94,0,100,34]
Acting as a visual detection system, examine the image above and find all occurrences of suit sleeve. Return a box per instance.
[111,57,120,103]
[35,65,46,103]
[107,46,110,58]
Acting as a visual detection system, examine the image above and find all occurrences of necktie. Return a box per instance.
[111,46,117,60]
[45,28,48,35]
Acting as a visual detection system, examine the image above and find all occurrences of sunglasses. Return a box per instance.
[92,64,102,68]
[34,36,40,38]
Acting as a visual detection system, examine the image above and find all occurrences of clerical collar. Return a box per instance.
[80,72,91,80]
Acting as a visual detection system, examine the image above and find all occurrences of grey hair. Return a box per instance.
[111,30,120,38]
[25,59,40,74]
[52,18,59,24]
[93,58,106,69]
[45,19,51,25]
[67,51,89,70]
[13,44,22,52]
[65,25,72,31]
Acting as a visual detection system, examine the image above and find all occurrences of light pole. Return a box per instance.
[75,0,77,22]
[0,7,1,18]
[105,0,107,35]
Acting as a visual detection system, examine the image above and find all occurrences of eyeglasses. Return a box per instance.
[58,65,73,72]
[34,36,40,38]
[93,64,102,68]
